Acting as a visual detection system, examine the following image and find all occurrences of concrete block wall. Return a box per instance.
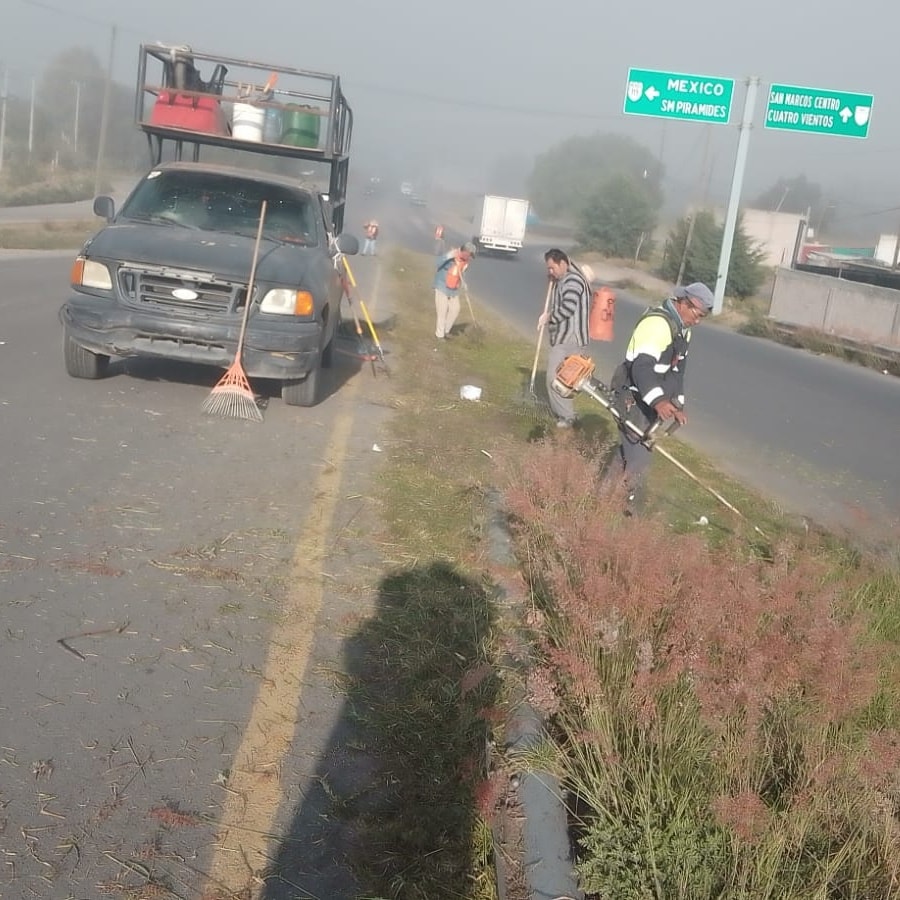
[769,267,900,349]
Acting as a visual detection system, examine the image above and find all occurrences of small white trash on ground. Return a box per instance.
[460,385,482,401]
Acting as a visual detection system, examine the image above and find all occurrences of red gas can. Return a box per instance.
[149,91,228,136]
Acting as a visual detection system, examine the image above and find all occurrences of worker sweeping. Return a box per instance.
[604,281,714,513]
[433,242,475,340]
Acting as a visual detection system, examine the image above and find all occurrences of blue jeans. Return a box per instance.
[362,238,377,255]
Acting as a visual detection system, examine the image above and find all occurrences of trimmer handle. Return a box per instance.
[643,417,681,447]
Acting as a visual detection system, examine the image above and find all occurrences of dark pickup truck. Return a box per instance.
[61,44,356,407]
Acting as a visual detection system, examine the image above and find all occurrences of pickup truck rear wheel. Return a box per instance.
[282,356,321,407]
[64,330,110,379]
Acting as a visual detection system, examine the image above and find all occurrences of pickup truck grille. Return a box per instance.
[118,267,246,315]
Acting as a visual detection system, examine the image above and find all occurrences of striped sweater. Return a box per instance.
[547,265,591,346]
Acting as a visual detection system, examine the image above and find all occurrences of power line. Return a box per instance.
[13,0,143,35]
[349,79,623,121]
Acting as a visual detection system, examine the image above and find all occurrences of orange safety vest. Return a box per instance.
[445,255,467,290]
[434,224,444,240]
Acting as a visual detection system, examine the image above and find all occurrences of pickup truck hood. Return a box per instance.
[85,223,322,285]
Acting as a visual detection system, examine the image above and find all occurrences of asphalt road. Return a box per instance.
[0,246,394,897]
[368,189,900,545]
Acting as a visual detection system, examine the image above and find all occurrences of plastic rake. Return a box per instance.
[202,200,267,422]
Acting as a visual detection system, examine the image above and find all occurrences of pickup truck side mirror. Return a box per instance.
[93,195,115,223]
[334,233,359,256]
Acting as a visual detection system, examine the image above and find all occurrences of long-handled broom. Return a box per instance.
[341,255,388,373]
[461,278,480,331]
[338,267,378,372]
[528,281,553,399]
[202,200,267,422]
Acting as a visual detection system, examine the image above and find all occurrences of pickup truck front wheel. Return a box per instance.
[64,330,110,379]
[282,356,321,407]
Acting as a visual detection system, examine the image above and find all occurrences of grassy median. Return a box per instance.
[339,246,900,900]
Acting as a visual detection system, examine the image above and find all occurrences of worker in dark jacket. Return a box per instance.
[606,282,713,510]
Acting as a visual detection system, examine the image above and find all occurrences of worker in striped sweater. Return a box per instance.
[540,248,592,428]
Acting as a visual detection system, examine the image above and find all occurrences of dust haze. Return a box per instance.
[4,0,898,238]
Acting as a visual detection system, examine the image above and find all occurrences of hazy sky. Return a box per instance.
[5,0,900,234]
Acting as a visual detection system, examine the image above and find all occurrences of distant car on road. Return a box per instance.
[400,181,413,196]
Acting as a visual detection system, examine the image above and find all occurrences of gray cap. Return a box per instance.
[462,241,477,254]
[676,282,714,310]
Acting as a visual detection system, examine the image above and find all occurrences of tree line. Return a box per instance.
[526,134,830,299]
[0,47,146,183]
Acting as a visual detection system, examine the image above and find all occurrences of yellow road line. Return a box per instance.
[204,379,360,897]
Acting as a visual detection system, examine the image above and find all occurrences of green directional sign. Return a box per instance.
[623,67,734,125]
[765,83,874,138]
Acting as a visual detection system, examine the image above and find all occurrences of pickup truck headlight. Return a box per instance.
[260,289,314,316]
[70,257,113,290]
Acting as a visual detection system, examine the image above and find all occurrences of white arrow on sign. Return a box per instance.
[839,106,852,123]
[645,86,660,101]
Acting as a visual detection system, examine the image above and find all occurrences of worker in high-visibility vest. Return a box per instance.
[605,281,713,514]
[433,242,475,340]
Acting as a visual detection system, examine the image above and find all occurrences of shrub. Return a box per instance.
[660,210,766,298]
[505,443,900,898]
[576,174,657,260]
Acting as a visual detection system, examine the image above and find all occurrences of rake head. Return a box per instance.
[202,362,263,422]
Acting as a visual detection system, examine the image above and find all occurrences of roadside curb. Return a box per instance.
[485,488,583,900]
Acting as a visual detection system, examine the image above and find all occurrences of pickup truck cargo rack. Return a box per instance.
[134,43,352,232]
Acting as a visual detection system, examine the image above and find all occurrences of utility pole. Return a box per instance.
[0,65,8,174]
[73,81,81,155]
[94,23,117,196]
[677,124,713,285]
[891,218,900,270]
[774,185,790,213]
[28,77,35,155]
[713,76,759,315]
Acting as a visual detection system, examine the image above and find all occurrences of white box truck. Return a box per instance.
[474,195,529,255]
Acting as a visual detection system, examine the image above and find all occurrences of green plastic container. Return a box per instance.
[281,105,320,148]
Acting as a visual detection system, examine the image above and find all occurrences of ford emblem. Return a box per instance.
[172,287,199,301]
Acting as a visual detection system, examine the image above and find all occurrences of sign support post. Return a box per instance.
[713,76,759,315]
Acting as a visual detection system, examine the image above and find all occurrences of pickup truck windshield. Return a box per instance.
[121,170,319,245]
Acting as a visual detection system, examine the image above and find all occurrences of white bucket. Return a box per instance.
[232,103,265,142]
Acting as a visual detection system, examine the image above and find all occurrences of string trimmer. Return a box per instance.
[552,354,766,537]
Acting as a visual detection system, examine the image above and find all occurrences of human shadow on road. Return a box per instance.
[261,560,501,899]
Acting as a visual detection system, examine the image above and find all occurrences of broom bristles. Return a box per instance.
[203,361,263,421]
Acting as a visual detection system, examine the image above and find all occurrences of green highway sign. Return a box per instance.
[623,67,734,124]
[765,83,874,138]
